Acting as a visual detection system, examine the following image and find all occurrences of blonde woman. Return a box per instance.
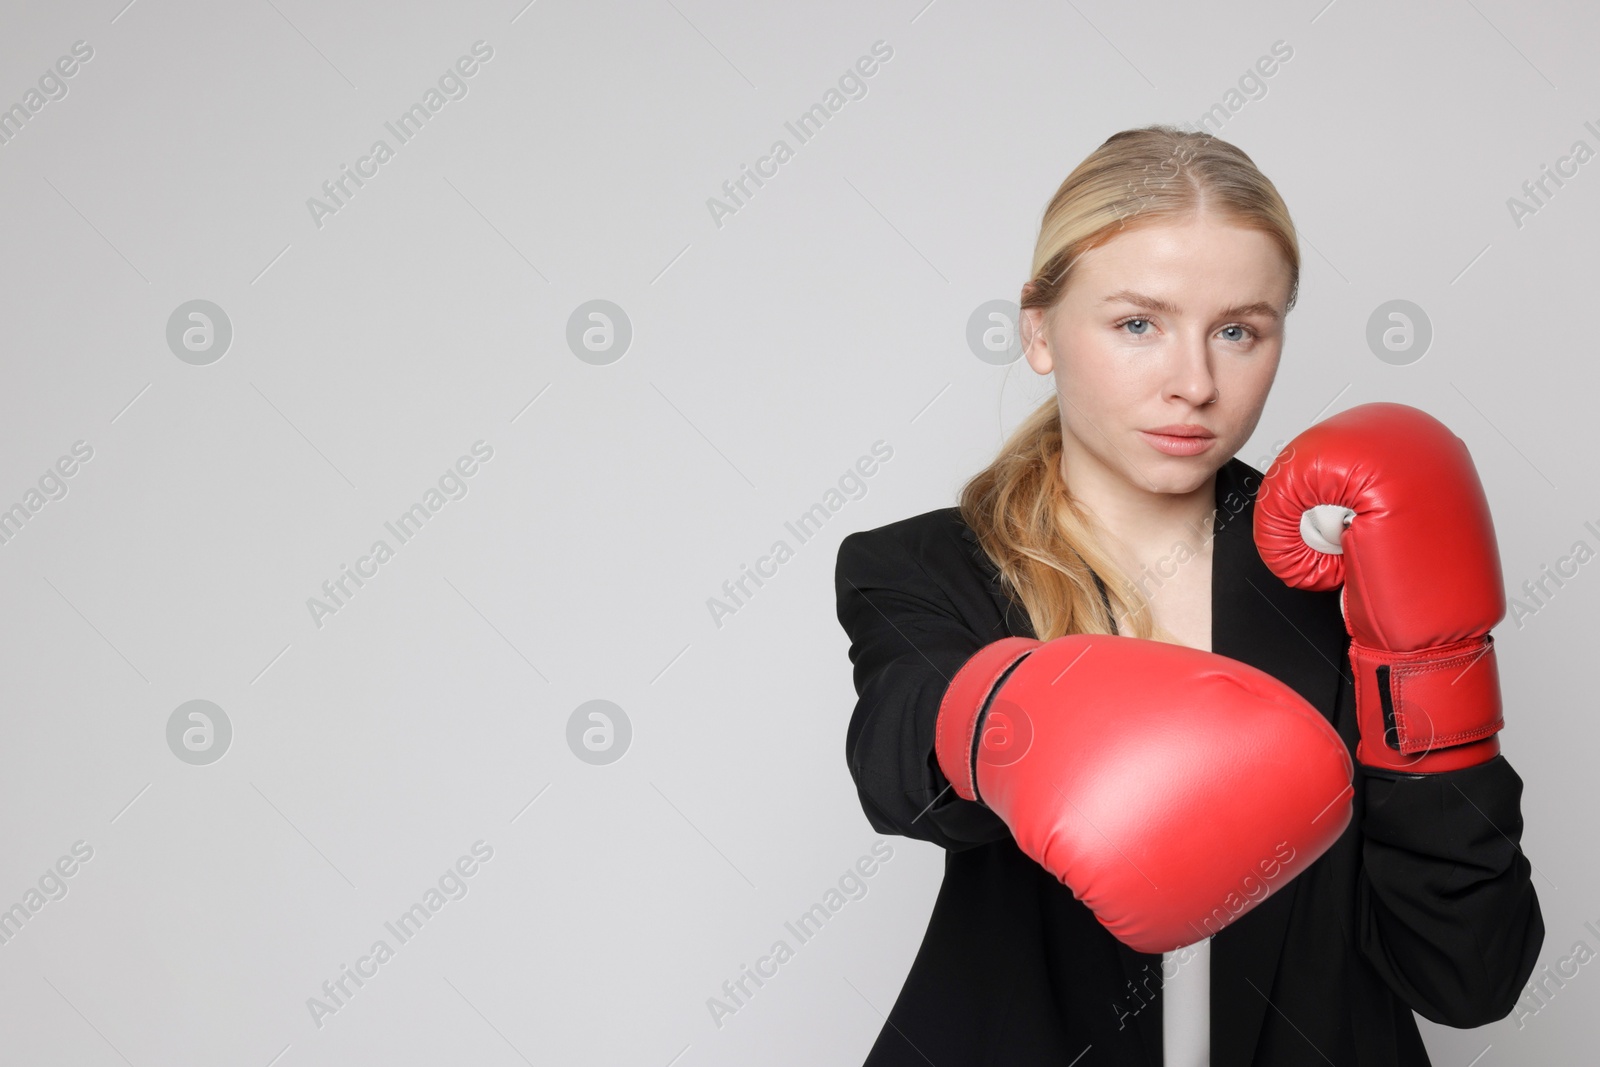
[835,126,1542,1065]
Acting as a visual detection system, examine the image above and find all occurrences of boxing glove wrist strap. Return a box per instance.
[934,637,1039,803]
[1349,634,1503,772]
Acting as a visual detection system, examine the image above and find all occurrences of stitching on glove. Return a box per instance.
[968,652,1033,806]
[938,643,1027,800]
[1388,640,1503,753]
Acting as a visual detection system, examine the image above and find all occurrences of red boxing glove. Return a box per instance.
[935,633,1353,954]
[1253,403,1506,773]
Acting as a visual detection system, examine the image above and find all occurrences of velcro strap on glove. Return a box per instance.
[934,637,1039,803]
[1350,635,1503,755]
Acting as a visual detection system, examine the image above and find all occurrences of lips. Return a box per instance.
[1143,425,1214,438]
[1139,429,1217,457]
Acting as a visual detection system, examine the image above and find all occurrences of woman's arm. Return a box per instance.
[835,527,1010,851]
[1256,405,1545,1022]
[1356,756,1545,1027]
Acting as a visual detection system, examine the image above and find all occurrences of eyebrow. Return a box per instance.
[1098,289,1282,322]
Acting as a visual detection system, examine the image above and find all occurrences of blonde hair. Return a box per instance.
[959,124,1299,642]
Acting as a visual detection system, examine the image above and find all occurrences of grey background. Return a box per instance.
[0,0,1594,1063]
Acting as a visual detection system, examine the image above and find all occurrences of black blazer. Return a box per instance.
[834,457,1543,1066]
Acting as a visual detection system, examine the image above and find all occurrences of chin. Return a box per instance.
[1135,459,1220,496]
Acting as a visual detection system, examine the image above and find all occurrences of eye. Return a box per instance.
[1112,317,1261,343]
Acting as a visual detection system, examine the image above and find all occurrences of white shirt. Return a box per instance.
[1162,937,1211,1066]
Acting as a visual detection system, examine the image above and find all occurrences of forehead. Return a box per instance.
[1063,221,1291,314]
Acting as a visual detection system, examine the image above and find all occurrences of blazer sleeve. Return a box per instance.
[1355,755,1545,1028]
[835,528,1011,851]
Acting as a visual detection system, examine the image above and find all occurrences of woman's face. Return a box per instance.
[1022,214,1292,498]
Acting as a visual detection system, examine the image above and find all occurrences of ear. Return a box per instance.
[1020,304,1053,375]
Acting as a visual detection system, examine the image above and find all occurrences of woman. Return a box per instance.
[834,126,1543,1065]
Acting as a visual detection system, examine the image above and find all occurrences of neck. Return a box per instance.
[1060,456,1221,566]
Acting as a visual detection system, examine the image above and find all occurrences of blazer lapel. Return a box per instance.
[1208,459,1349,1066]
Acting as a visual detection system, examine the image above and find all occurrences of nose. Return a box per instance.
[1167,332,1218,407]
